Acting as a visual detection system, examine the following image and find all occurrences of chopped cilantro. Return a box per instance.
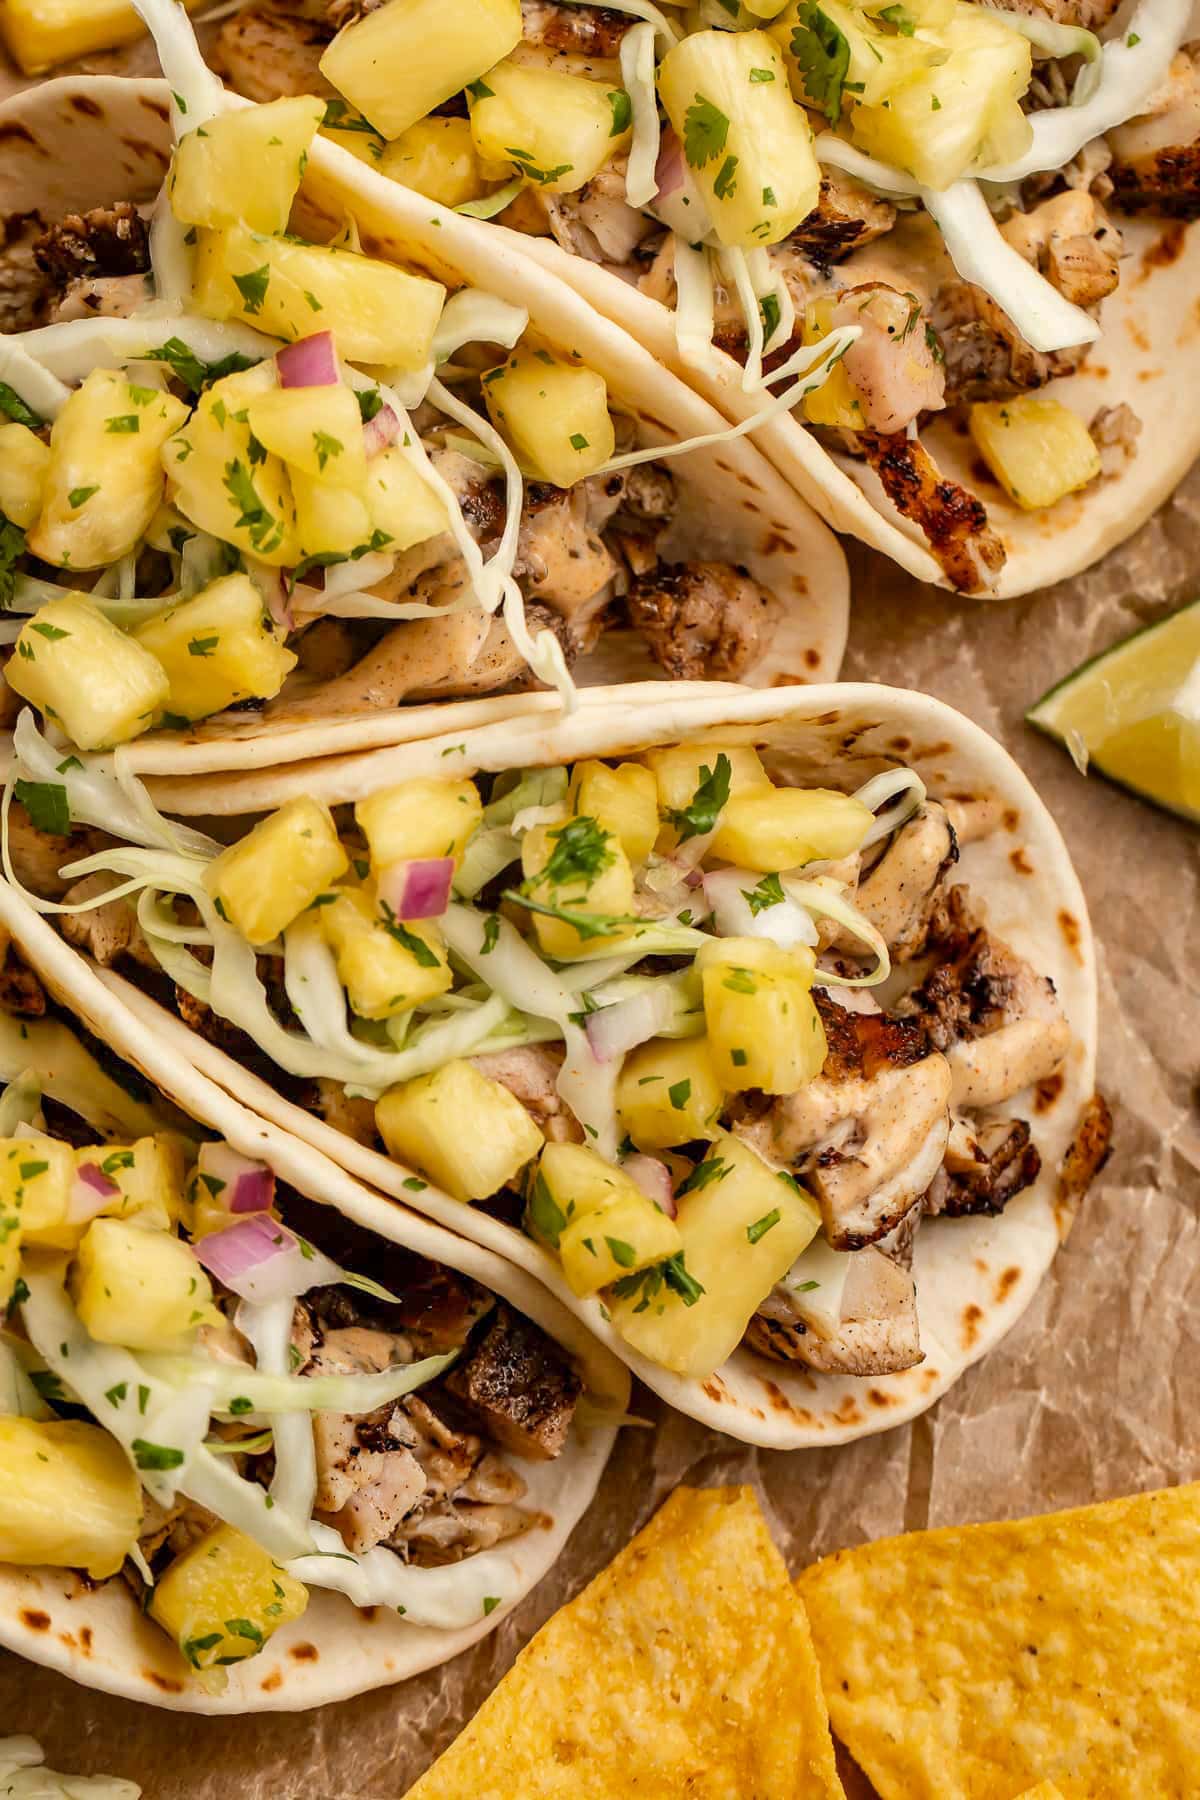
[188,634,219,658]
[742,871,785,915]
[749,66,776,81]
[379,903,442,968]
[746,1208,781,1245]
[233,265,271,314]
[145,337,259,392]
[668,1078,692,1111]
[481,913,501,955]
[13,779,69,837]
[67,485,99,509]
[0,383,42,428]
[0,516,25,609]
[678,1155,729,1195]
[132,1438,185,1471]
[356,388,384,424]
[713,154,739,201]
[105,414,141,435]
[312,430,343,470]
[790,2,853,123]
[682,96,730,168]
[759,292,781,343]
[607,89,632,135]
[667,753,731,842]
[605,1236,638,1268]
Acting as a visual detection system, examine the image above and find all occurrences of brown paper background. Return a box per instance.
[2,34,1199,1788]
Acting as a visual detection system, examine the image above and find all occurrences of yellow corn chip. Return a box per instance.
[1014,1787,1067,1799]
[798,1483,1200,1799]
[407,1486,845,1799]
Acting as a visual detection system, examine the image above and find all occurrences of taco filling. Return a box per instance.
[0,48,844,751]
[1,715,1110,1386]
[207,0,1198,590]
[0,995,590,1683]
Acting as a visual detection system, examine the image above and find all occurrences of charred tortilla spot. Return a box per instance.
[1057,909,1083,959]
[19,1609,50,1631]
[702,1377,728,1403]
[1035,1071,1065,1111]
[260,1670,283,1692]
[961,1302,984,1349]
[805,648,821,669]
[866,1387,896,1407]
[1009,847,1034,875]
[1002,808,1020,832]
[996,1265,1022,1304]
[289,1642,319,1661]
[145,1670,184,1692]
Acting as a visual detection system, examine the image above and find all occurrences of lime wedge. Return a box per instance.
[1027,599,1200,822]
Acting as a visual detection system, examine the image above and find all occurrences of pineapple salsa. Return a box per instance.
[6,717,1076,1386]
[202,0,1196,589]
[0,55,828,742]
[0,1005,596,1679]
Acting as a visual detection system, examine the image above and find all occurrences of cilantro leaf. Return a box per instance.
[0,383,42,429]
[682,96,730,169]
[535,815,614,891]
[790,1,853,123]
[14,779,69,837]
[233,265,271,315]
[667,753,732,843]
[379,903,442,968]
[145,337,259,392]
[607,89,632,135]
[0,516,25,609]
[742,871,785,915]
[713,153,739,201]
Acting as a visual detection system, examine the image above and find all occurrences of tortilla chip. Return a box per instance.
[797,1483,1200,1799]
[1015,1787,1066,1799]
[407,1486,844,1799]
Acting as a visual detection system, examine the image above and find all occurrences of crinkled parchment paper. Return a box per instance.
[2,36,1198,1775]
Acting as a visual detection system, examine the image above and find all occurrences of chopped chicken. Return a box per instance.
[444,1304,582,1460]
[943,795,1003,844]
[472,1043,579,1142]
[33,203,151,323]
[734,999,951,1250]
[1002,190,1122,309]
[277,607,536,716]
[1058,1092,1114,1202]
[386,1396,531,1566]
[59,875,158,968]
[539,160,653,265]
[853,431,1007,594]
[136,1496,220,1569]
[1003,0,1120,29]
[830,284,946,435]
[1090,402,1142,479]
[303,1077,379,1147]
[521,0,633,57]
[0,931,44,1018]
[838,801,959,961]
[514,482,621,643]
[900,886,1072,1109]
[7,806,101,901]
[625,561,780,681]
[789,174,897,269]
[923,1113,1042,1217]
[746,1246,923,1375]
[1108,46,1200,217]
[0,229,45,334]
[214,3,335,104]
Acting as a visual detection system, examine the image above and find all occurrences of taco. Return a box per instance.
[0,679,1109,1447]
[0,916,627,1711]
[203,0,1200,595]
[0,41,848,778]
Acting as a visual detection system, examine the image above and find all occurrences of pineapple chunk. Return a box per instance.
[610,1130,820,1378]
[774,0,940,111]
[149,1524,308,1672]
[321,0,523,140]
[134,573,297,724]
[711,785,872,869]
[0,1137,76,1251]
[851,6,1032,188]
[643,742,769,846]
[356,777,483,867]
[520,816,635,959]
[482,351,615,487]
[291,468,375,559]
[569,761,659,867]
[72,1217,218,1349]
[193,224,445,371]
[366,447,449,550]
[616,1037,723,1151]
[657,31,819,248]
[246,384,368,489]
[169,96,326,235]
[76,1136,189,1234]
[533,1143,682,1297]
[0,421,50,528]
[7,595,169,751]
[204,797,349,946]
[381,117,512,207]
[164,364,299,569]
[321,887,452,1018]
[0,1417,141,1579]
[376,1057,544,1200]
[28,371,188,570]
[969,394,1101,511]
[0,1204,18,1311]
[800,299,866,430]
[699,937,826,1093]
[0,0,202,74]
[469,60,631,196]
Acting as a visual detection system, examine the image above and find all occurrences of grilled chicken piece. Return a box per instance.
[841,801,959,961]
[854,431,1007,594]
[386,1396,530,1565]
[1059,1091,1114,1201]
[1108,46,1200,217]
[34,203,150,299]
[1002,190,1122,309]
[1090,402,1142,478]
[924,1112,1042,1217]
[1003,0,1120,28]
[735,998,951,1251]
[444,1304,581,1460]
[539,160,653,265]
[59,875,159,969]
[276,607,536,715]
[625,561,780,681]
[789,174,897,269]
[0,230,46,334]
[304,1077,378,1146]
[0,932,45,1018]
[746,1246,923,1375]
[521,0,633,57]
[214,3,335,103]
[900,886,1072,1109]
[830,284,946,434]
[7,806,102,901]
[472,1043,578,1142]
[515,482,621,641]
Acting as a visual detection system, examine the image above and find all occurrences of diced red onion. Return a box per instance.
[194,1213,343,1303]
[363,402,400,458]
[703,867,819,950]
[276,332,338,389]
[653,130,685,202]
[584,988,673,1064]
[68,1160,121,1225]
[376,857,454,921]
[196,1141,276,1217]
[622,1153,675,1218]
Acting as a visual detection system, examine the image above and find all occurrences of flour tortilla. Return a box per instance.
[16,679,1098,1449]
[0,913,627,1713]
[0,75,848,774]
[499,215,1200,599]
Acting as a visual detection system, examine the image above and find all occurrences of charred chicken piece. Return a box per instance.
[831,283,947,434]
[924,1113,1042,1217]
[854,431,1007,594]
[734,997,951,1251]
[746,1246,923,1375]
[1108,46,1200,218]
[1002,0,1121,28]
[60,874,160,970]
[514,481,621,643]
[837,800,959,961]
[32,203,152,326]
[899,886,1072,1109]
[445,1304,582,1461]
[521,0,633,57]
[625,561,780,681]
[472,1043,579,1142]
[0,930,45,1019]
[789,174,897,269]
[214,3,336,103]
